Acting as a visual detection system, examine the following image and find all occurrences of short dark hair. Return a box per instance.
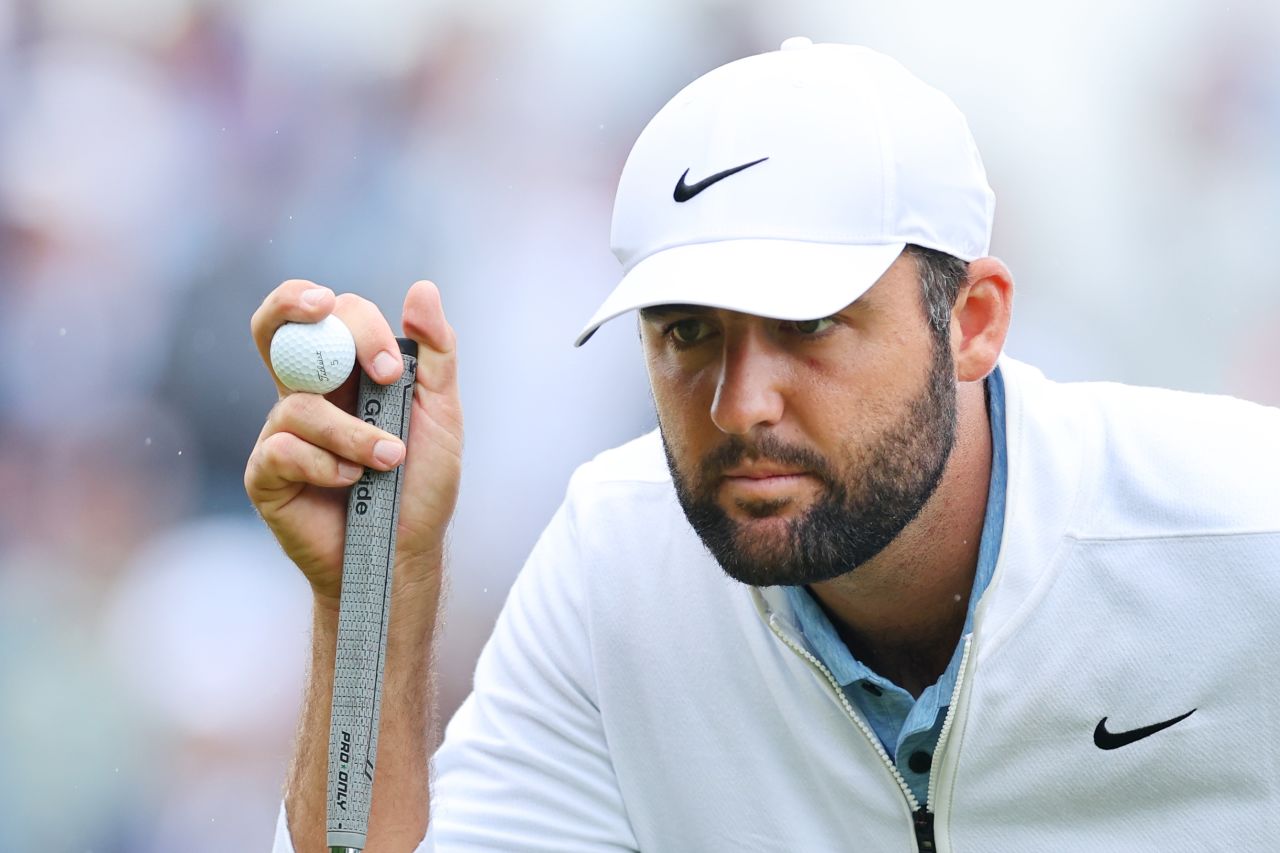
[905,244,969,341]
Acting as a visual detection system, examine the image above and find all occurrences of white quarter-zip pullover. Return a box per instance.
[274,356,1280,852]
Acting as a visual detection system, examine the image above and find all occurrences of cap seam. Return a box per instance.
[866,61,896,239]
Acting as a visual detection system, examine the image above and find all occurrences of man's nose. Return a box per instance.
[709,333,786,435]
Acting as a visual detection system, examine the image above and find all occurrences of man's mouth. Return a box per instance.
[719,468,815,502]
[721,463,809,479]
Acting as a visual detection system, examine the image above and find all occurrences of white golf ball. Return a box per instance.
[270,315,356,394]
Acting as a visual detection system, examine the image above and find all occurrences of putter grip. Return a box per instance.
[326,339,417,852]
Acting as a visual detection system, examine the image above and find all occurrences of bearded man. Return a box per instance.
[249,39,1280,853]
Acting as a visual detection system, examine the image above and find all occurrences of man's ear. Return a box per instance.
[951,257,1014,382]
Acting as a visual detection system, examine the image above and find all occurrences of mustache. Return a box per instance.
[698,433,836,485]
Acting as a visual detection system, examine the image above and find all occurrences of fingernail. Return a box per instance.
[301,288,328,307]
[338,462,363,481]
[373,439,404,467]
[373,350,399,379]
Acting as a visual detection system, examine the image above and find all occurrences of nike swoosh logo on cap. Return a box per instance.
[673,157,769,202]
[1093,708,1197,750]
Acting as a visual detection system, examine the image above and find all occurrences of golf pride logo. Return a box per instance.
[336,730,352,810]
[353,469,375,516]
[353,398,384,516]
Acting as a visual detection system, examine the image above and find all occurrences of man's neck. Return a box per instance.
[806,380,993,697]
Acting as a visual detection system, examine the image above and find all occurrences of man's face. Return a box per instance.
[640,253,957,587]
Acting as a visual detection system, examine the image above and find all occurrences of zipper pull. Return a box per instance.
[913,807,936,852]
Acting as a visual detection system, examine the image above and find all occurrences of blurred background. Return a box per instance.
[0,0,1276,848]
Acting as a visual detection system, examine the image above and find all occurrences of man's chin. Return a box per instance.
[708,523,815,588]
[715,559,828,589]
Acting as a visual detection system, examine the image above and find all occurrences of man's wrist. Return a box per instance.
[312,589,343,620]
[309,554,442,634]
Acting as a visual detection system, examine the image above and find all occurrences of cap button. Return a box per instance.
[780,36,813,51]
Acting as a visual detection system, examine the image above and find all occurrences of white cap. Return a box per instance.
[574,39,995,346]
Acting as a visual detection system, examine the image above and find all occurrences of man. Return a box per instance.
[249,40,1280,852]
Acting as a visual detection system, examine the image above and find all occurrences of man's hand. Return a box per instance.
[245,278,461,852]
[245,278,463,608]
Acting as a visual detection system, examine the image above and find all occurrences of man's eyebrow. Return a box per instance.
[638,304,712,321]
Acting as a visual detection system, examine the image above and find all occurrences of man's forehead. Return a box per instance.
[639,304,718,319]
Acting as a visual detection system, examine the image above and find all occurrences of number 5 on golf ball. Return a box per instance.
[270,315,357,394]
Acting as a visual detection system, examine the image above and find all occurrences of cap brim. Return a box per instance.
[574,239,906,346]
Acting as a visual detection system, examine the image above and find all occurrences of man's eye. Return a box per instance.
[786,317,837,335]
[669,318,712,346]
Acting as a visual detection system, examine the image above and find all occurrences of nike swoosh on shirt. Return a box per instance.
[673,157,769,202]
[1093,708,1197,750]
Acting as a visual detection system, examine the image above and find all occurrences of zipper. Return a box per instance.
[913,808,936,852]
[767,613,975,853]
[766,613,920,812]
[926,635,972,809]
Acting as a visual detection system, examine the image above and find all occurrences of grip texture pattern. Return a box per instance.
[327,350,417,850]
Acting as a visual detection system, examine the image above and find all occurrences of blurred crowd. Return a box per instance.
[0,0,1275,849]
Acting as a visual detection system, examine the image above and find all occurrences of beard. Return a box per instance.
[660,335,958,587]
